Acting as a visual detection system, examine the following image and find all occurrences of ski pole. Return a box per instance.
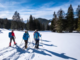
[28,38,31,44]
[28,38,33,48]
[40,36,43,47]
[19,39,23,46]
[28,38,31,47]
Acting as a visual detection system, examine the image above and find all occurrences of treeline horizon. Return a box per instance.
[0,4,80,32]
[0,15,49,30]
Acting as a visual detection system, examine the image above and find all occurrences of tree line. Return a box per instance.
[51,5,80,32]
[0,4,80,32]
[0,14,46,30]
[27,15,46,30]
[0,18,25,30]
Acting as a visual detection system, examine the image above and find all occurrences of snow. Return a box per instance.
[0,29,80,60]
[48,22,51,26]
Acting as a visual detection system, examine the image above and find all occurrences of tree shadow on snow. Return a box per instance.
[29,48,77,60]
[30,40,57,47]
[41,40,50,42]
[62,31,80,33]
[38,48,77,60]
[0,30,3,33]
[30,48,51,56]
[41,43,57,47]
[41,40,57,47]
[31,42,56,47]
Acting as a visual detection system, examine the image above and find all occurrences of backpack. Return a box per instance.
[23,33,29,40]
[34,32,39,39]
[9,32,12,38]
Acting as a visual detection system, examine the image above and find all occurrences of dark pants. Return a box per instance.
[9,37,16,46]
[24,40,28,48]
[35,40,39,48]
[10,37,15,43]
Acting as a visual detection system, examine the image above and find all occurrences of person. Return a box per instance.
[9,30,16,47]
[23,30,29,49]
[34,29,41,49]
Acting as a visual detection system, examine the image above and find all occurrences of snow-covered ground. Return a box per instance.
[0,29,80,60]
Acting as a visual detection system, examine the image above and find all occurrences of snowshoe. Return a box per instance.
[14,43,17,45]
[9,44,11,47]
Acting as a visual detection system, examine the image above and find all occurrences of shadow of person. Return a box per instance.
[0,30,3,33]
[10,45,31,60]
[2,45,31,60]
[15,45,30,54]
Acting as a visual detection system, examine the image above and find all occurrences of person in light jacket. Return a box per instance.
[23,30,29,49]
[33,29,41,49]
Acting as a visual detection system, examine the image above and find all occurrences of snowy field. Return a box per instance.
[0,29,80,60]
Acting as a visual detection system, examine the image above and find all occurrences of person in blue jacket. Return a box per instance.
[34,29,41,49]
[23,30,29,49]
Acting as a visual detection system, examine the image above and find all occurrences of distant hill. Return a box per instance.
[37,18,50,23]
[36,18,51,30]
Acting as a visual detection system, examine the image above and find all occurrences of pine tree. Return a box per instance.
[42,24,45,30]
[77,15,80,32]
[3,18,8,28]
[66,4,74,32]
[11,21,16,29]
[51,12,57,32]
[77,5,80,31]
[47,24,50,30]
[26,19,29,30]
[76,5,80,18]
[72,5,80,30]
[12,11,21,21]
[51,20,54,31]
[33,19,42,30]
[11,11,24,30]
[56,9,64,33]
[28,15,34,30]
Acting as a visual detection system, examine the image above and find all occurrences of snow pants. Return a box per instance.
[35,40,39,48]
[24,40,28,48]
[9,37,16,46]
[10,37,15,43]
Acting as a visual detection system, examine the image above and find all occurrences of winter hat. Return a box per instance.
[35,29,38,32]
[12,29,14,32]
[25,30,28,33]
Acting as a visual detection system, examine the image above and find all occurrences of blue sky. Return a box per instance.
[0,0,80,20]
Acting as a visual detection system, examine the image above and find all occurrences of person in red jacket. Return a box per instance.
[9,30,16,47]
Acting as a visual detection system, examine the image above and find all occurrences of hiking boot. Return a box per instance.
[36,46,39,49]
[25,46,27,49]
[35,45,37,48]
[14,43,17,45]
[9,45,11,47]
[14,42,16,45]
[9,43,11,47]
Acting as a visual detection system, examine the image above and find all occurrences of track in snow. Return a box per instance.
[0,42,35,60]
[0,39,77,60]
